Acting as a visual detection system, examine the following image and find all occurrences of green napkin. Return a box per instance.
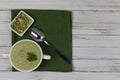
[11,9,72,72]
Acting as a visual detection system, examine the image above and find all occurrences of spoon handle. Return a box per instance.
[44,40,71,64]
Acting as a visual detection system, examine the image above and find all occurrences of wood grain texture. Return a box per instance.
[1,72,120,80]
[0,22,10,35]
[1,0,120,10]
[0,10,10,22]
[73,23,120,35]
[73,10,120,23]
[74,60,120,72]
[0,47,10,59]
[0,35,11,47]
[73,36,120,47]
[0,59,11,71]
[73,47,120,59]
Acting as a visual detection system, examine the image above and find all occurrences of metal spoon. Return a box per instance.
[29,28,71,64]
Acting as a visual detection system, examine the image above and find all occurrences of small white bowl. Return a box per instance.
[10,10,34,36]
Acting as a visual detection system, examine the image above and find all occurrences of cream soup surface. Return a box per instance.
[10,40,41,71]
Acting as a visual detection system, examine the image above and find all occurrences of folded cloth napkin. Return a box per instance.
[11,9,72,72]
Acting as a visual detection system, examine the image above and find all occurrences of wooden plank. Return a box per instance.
[0,0,75,10]
[0,47,10,59]
[74,60,120,72]
[73,11,120,23]
[73,23,120,35]
[0,72,120,80]
[1,0,120,10]
[73,35,120,48]
[0,59,11,71]
[0,10,10,22]
[0,22,10,35]
[73,47,120,59]
[1,72,120,80]
[0,35,11,47]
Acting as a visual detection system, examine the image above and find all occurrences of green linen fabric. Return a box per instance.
[11,9,72,72]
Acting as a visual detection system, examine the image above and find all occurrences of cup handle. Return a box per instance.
[43,54,51,60]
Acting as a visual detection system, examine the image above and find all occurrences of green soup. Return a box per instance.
[10,40,41,71]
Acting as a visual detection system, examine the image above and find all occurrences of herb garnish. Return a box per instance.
[27,52,38,62]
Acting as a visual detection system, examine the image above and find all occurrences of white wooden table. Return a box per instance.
[1,0,120,79]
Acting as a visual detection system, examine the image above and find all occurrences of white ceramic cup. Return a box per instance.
[7,39,51,72]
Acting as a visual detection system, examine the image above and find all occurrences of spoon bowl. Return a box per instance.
[29,28,45,42]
